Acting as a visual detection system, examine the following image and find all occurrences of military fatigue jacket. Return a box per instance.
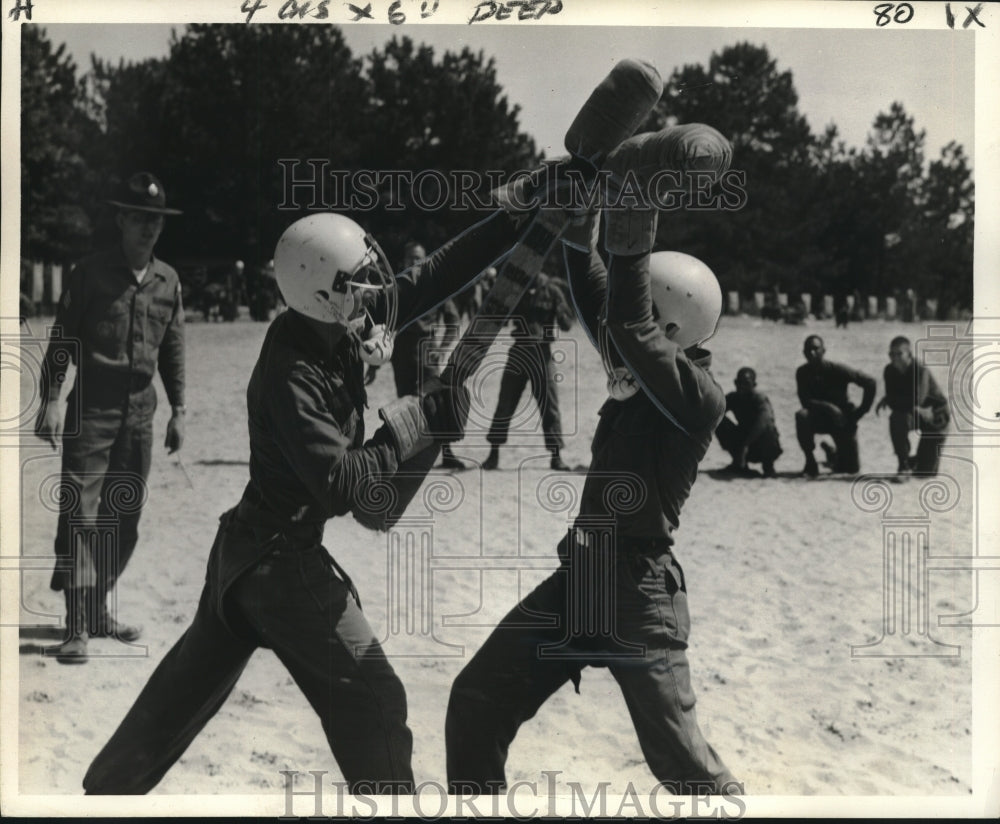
[42,246,185,409]
[565,248,726,544]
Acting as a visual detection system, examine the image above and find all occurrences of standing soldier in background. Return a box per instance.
[372,240,466,469]
[795,334,876,476]
[34,172,186,664]
[432,297,463,364]
[875,335,950,476]
[384,241,434,396]
[222,259,246,322]
[834,300,850,329]
[482,270,574,471]
[250,259,279,321]
[452,266,496,328]
[245,259,261,320]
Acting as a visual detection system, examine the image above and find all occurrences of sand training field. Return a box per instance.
[14,311,983,805]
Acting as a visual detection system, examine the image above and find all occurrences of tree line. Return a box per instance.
[22,27,973,316]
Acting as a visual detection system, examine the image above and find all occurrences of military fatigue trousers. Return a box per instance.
[50,386,155,600]
[889,410,947,476]
[83,510,414,794]
[485,341,564,453]
[794,405,860,473]
[445,534,737,794]
[715,417,782,466]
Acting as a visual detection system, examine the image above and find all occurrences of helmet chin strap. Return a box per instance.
[359,328,394,365]
[349,308,395,366]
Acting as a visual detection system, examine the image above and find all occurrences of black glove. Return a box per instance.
[421,382,470,443]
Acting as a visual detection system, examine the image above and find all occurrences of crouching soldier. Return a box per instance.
[715,367,782,477]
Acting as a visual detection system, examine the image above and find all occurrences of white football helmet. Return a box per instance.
[647,251,722,349]
[600,251,721,399]
[274,213,398,348]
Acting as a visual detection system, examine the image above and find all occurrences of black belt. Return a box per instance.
[128,373,153,392]
[230,502,361,606]
[234,499,323,548]
[565,527,673,556]
[78,370,152,397]
[618,536,674,555]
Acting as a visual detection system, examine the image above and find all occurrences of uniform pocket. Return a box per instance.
[145,306,173,347]
[87,300,131,361]
[620,552,690,647]
[666,558,692,644]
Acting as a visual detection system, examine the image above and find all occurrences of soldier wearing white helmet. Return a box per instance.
[447,123,740,794]
[85,206,529,795]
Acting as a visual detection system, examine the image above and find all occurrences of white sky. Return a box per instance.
[43,22,975,165]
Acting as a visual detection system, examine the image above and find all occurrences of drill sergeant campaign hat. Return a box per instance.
[107,172,183,215]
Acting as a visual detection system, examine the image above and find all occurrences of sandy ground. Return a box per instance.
[13,310,981,804]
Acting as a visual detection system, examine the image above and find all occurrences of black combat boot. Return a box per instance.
[440,444,468,470]
[89,590,142,642]
[802,454,819,478]
[47,588,89,665]
[483,446,500,470]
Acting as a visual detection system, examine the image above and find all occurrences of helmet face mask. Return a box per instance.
[325,242,397,335]
[274,214,398,342]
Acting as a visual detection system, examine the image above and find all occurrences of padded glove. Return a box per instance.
[421,380,471,443]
